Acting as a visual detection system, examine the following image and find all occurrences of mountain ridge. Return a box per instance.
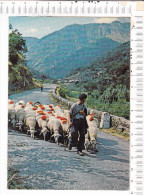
[24,22,130,79]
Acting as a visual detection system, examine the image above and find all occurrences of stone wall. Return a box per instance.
[52,89,130,132]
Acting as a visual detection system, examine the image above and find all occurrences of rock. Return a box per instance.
[111,115,130,132]
[100,112,111,129]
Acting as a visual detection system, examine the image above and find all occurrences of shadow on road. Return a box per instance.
[97,137,129,164]
[9,128,129,164]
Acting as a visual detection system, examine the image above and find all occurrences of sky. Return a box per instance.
[9,17,130,39]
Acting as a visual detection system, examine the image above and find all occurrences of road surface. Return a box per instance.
[8,83,129,190]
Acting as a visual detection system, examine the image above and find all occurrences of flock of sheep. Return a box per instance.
[8,99,98,152]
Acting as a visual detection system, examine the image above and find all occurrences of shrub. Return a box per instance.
[59,85,70,98]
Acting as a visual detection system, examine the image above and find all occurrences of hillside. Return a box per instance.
[59,41,130,119]
[24,37,39,50]
[44,38,119,78]
[8,26,42,95]
[25,21,130,79]
[67,41,130,90]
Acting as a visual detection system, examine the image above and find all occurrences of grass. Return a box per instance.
[50,93,70,110]
[8,167,32,189]
[65,94,78,103]
[99,128,130,141]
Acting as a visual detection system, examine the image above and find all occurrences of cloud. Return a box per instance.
[9,30,12,34]
[27,28,38,33]
[21,28,39,37]
[93,17,119,24]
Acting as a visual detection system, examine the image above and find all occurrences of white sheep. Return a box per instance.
[85,115,98,152]
[25,105,36,114]
[26,101,33,107]
[24,109,36,124]
[47,115,56,129]
[16,109,26,132]
[42,104,48,110]
[18,100,26,106]
[60,118,69,133]
[24,107,31,113]
[8,104,16,127]
[8,99,13,104]
[26,116,36,138]
[41,127,49,141]
[47,104,54,108]
[54,106,64,116]
[8,103,15,110]
[43,104,54,111]
[37,117,49,141]
[15,103,26,128]
[64,110,69,117]
[60,118,70,148]
[47,117,62,144]
[46,112,54,119]
[15,104,24,112]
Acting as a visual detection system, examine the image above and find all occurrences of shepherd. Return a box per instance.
[41,85,43,92]
[68,93,88,156]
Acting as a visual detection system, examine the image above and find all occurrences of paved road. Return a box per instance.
[8,84,129,190]
[9,83,57,105]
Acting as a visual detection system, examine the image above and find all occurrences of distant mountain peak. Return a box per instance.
[112,21,121,23]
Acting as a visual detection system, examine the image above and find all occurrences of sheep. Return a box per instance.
[85,131,91,151]
[24,109,36,126]
[47,115,56,129]
[53,106,64,116]
[15,104,24,113]
[37,105,45,111]
[18,100,26,106]
[47,117,62,144]
[16,109,26,132]
[36,115,50,141]
[85,115,99,152]
[43,104,54,111]
[60,118,70,149]
[35,110,46,119]
[64,110,69,117]
[8,104,16,127]
[26,101,33,107]
[60,117,68,132]
[14,104,26,131]
[46,111,54,119]
[8,99,13,104]
[24,106,34,113]
[42,104,49,110]
[15,102,20,106]
[49,104,54,108]
[25,116,36,138]
[8,103,15,110]
[54,112,65,118]
[24,108,36,133]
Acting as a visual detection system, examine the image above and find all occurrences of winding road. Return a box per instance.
[8,83,129,190]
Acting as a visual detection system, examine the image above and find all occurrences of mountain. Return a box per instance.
[67,41,130,90]
[24,37,39,50]
[44,38,119,78]
[24,21,130,79]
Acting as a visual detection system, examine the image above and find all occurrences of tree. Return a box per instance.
[9,24,28,65]
[9,25,34,91]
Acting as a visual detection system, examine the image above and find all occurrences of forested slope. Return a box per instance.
[8,25,41,94]
[60,41,130,119]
